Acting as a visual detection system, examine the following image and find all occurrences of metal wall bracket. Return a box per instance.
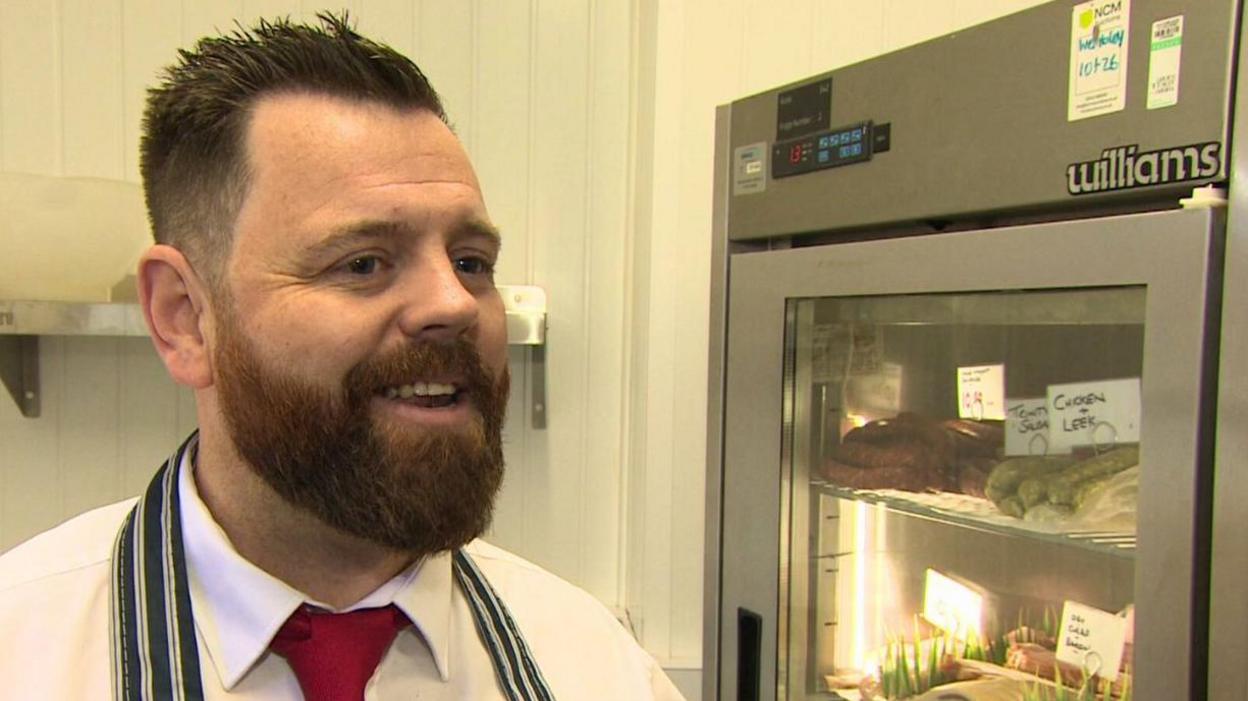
[498,285,548,429]
[0,335,40,418]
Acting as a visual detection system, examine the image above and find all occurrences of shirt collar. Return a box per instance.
[177,442,454,688]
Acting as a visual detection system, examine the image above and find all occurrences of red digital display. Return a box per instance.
[789,143,803,164]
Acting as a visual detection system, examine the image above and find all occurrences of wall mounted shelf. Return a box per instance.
[0,285,548,422]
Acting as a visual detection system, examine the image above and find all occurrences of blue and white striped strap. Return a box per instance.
[452,550,556,701]
[110,433,555,700]
[109,434,205,701]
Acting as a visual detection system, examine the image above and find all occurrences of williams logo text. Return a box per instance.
[1067,142,1221,195]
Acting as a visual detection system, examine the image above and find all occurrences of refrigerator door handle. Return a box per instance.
[738,607,763,701]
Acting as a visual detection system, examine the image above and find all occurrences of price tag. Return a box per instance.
[1045,378,1140,452]
[922,569,984,641]
[1005,398,1058,455]
[957,364,1005,420]
[1056,601,1128,681]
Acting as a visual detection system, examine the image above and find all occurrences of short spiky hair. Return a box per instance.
[140,12,446,288]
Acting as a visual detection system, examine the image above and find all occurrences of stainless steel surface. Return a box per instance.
[0,300,148,336]
[1207,2,1248,697]
[1,285,549,419]
[703,103,733,701]
[780,301,819,698]
[724,0,1238,241]
[0,336,38,418]
[720,209,1219,700]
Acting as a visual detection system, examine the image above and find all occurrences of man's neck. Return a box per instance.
[192,427,415,609]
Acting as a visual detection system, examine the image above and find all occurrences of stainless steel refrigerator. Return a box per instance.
[704,1,1248,699]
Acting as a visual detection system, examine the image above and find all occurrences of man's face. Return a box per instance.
[210,93,509,553]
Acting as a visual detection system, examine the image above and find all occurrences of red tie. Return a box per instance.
[270,604,411,701]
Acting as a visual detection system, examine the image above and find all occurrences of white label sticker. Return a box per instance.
[1045,377,1141,452]
[1068,0,1131,121]
[922,569,984,641]
[1005,398,1057,456]
[1056,601,1128,682]
[957,364,1005,420]
[1147,15,1183,110]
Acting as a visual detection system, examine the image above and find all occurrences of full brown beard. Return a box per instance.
[212,311,508,555]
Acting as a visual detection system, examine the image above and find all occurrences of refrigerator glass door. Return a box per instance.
[718,209,1219,701]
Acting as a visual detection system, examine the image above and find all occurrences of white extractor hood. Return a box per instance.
[0,173,548,422]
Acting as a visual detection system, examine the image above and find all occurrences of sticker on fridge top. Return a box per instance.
[957,364,1005,421]
[1045,377,1140,453]
[1147,15,1183,110]
[1067,141,1221,194]
[1068,0,1131,122]
[1056,601,1129,682]
[733,142,767,195]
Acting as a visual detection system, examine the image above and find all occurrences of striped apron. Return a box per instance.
[108,434,555,701]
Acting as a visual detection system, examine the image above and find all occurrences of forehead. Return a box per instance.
[243,91,478,192]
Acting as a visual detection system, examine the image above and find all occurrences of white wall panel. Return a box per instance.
[416,2,474,155]
[582,0,632,609]
[122,0,183,182]
[182,1,245,45]
[740,0,814,97]
[526,0,591,587]
[61,0,125,179]
[811,3,886,73]
[0,1,61,174]
[474,0,532,287]
[241,0,304,25]
[352,0,416,62]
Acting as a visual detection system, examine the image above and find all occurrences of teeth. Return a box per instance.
[384,382,458,399]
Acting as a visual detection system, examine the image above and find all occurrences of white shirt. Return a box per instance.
[0,448,684,700]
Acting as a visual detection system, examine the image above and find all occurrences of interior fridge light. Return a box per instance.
[852,499,868,671]
[922,568,985,641]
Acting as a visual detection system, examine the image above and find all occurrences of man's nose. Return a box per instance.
[395,254,479,341]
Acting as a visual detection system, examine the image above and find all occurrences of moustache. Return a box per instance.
[343,338,499,406]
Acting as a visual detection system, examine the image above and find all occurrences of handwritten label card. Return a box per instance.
[1005,398,1058,455]
[1069,0,1131,121]
[957,364,1005,420]
[1056,601,1128,681]
[922,569,984,641]
[1046,378,1140,452]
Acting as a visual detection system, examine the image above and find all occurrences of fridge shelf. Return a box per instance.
[809,479,1136,558]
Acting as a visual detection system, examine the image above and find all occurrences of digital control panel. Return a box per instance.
[772,121,873,178]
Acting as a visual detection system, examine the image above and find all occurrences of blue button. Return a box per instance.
[851,128,863,141]
[818,136,829,148]
[818,150,830,163]
[838,146,850,158]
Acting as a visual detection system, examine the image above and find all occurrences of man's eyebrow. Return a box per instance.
[304,218,502,257]
[455,219,503,250]
[305,220,406,257]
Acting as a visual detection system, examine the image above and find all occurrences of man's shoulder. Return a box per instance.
[461,539,626,636]
[463,540,600,603]
[0,498,136,591]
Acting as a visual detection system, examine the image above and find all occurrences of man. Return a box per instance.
[0,14,683,701]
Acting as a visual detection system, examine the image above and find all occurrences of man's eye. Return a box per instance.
[455,256,494,276]
[344,256,380,275]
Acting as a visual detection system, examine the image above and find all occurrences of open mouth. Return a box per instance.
[381,381,462,409]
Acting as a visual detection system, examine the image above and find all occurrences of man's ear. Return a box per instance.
[138,244,216,389]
